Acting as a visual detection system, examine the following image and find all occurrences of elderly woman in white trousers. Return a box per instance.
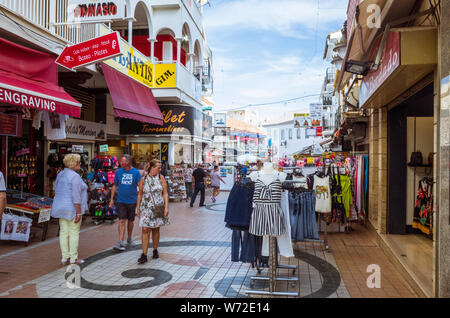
[51,154,88,265]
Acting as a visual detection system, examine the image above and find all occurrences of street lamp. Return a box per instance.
[344,60,372,76]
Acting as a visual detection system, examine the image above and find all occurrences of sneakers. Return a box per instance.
[190,203,193,207]
[113,241,126,251]
[152,249,159,259]
[126,238,136,247]
[138,253,148,264]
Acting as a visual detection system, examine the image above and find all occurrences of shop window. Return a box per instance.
[281,129,285,141]
[289,129,292,140]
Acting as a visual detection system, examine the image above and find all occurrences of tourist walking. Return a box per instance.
[190,164,207,207]
[210,166,225,203]
[136,160,169,264]
[184,164,194,201]
[51,154,88,265]
[109,154,142,251]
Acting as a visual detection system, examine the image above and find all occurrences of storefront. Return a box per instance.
[42,118,106,197]
[120,104,213,166]
[0,36,82,196]
[358,28,438,297]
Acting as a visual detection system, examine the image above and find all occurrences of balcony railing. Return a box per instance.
[176,62,202,102]
[0,0,96,44]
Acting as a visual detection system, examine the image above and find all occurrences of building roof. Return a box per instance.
[227,117,267,136]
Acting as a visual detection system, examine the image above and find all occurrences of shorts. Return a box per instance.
[212,186,220,190]
[116,203,137,221]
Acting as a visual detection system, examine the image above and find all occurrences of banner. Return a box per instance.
[68,0,126,23]
[214,113,227,127]
[65,118,107,141]
[309,103,322,127]
[100,25,176,89]
[293,113,310,128]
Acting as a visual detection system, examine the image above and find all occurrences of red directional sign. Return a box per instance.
[56,32,122,71]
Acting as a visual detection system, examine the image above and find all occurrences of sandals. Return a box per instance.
[61,258,69,265]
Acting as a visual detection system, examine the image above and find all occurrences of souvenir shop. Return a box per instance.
[224,155,369,296]
[0,35,83,244]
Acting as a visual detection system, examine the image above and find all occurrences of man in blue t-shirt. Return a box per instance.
[109,154,142,251]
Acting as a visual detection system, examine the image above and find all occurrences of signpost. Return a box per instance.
[56,32,122,71]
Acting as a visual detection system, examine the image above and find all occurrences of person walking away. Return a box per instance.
[136,160,169,264]
[51,154,88,265]
[190,164,207,207]
[210,166,225,203]
[0,171,6,224]
[109,154,142,251]
[184,164,194,202]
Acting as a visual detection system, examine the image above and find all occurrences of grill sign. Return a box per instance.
[68,0,125,23]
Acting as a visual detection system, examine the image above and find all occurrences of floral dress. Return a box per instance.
[139,175,170,229]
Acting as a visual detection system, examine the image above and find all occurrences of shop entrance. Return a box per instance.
[387,82,434,297]
[131,143,161,166]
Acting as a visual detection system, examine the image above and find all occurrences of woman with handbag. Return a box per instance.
[136,159,170,264]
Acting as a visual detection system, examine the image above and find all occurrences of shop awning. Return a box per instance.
[102,64,163,126]
[0,37,82,117]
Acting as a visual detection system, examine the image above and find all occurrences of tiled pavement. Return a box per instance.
[0,192,419,298]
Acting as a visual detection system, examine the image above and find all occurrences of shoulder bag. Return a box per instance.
[147,175,166,218]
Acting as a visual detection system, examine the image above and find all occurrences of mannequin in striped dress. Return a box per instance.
[248,163,287,236]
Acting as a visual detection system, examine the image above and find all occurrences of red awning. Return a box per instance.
[0,37,82,117]
[102,64,163,126]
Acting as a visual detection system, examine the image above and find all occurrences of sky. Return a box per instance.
[202,0,348,122]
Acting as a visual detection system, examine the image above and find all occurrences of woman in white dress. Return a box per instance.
[136,160,169,264]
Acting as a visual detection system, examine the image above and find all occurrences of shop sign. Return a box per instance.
[99,25,177,89]
[121,105,197,136]
[214,113,227,127]
[72,145,84,153]
[16,148,30,156]
[65,118,107,141]
[56,32,122,71]
[316,127,323,137]
[67,0,125,23]
[0,113,19,137]
[161,143,169,162]
[99,144,109,152]
[347,0,359,40]
[360,31,401,107]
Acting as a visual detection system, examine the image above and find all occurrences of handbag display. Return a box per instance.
[148,176,166,218]
[408,151,423,166]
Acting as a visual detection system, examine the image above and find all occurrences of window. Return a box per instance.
[289,129,292,140]
[281,129,285,141]
[297,128,301,139]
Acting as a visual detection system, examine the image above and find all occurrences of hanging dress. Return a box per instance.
[249,175,286,236]
[139,175,170,229]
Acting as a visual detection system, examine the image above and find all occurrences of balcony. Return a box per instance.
[150,61,202,105]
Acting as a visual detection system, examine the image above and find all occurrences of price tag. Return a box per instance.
[38,209,51,223]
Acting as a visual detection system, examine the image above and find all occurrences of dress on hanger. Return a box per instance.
[249,174,286,237]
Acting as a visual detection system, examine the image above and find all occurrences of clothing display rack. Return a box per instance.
[245,180,301,297]
[245,236,299,297]
[284,179,329,251]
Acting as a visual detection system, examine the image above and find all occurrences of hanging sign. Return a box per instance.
[0,113,19,137]
[67,0,126,23]
[72,145,84,153]
[56,32,122,71]
[99,25,176,89]
[65,118,107,141]
[38,209,51,223]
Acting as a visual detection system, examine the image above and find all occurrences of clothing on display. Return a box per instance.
[43,112,68,140]
[90,155,119,170]
[166,166,187,201]
[412,177,433,236]
[224,180,255,229]
[314,175,332,213]
[249,176,286,237]
[288,191,319,242]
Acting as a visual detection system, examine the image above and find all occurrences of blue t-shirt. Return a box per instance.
[114,168,142,204]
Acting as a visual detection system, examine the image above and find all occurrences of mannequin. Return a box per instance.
[249,162,286,184]
[248,162,287,237]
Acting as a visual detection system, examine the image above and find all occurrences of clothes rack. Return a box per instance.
[245,236,299,297]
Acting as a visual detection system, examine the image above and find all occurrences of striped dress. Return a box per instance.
[249,177,286,236]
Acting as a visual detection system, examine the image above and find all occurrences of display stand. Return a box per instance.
[245,237,299,297]
[166,166,187,201]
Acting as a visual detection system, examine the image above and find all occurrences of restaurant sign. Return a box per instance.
[99,25,176,89]
[359,31,401,107]
[68,0,125,23]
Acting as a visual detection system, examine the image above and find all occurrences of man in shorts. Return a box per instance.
[109,155,142,251]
